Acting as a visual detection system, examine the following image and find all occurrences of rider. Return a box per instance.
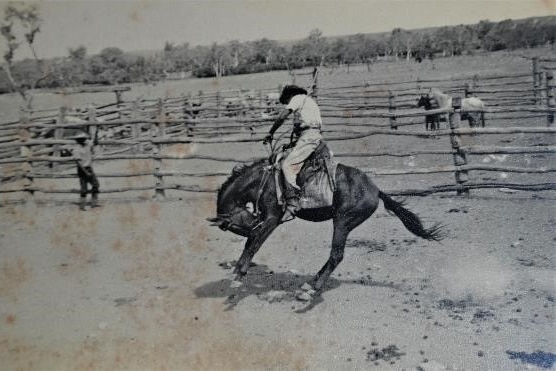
[263,85,323,222]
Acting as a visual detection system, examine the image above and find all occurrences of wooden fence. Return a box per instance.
[0,60,555,203]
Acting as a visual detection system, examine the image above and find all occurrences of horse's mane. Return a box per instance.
[217,158,267,200]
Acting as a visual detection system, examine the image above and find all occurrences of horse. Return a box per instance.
[207,140,444,300]
[416,95,442,131]
[418,89,486,128]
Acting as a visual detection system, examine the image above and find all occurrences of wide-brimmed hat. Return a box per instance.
[68,132,89,140]
[279,85,308,104]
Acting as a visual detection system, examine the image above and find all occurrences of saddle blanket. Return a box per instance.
[274,142,337,209]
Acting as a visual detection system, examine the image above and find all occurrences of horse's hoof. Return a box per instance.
[297,292,313,301]
[300,283,314,292]
[296,289,316,301]
[230,280,243,289]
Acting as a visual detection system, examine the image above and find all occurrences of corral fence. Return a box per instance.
[0,59,555,204]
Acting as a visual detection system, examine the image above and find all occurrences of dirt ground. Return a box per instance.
[0,188,554,370]
[1,48,555,370]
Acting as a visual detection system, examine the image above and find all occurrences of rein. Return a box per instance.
[254,164,272,217]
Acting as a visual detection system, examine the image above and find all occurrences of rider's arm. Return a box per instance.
[269,108,292,135]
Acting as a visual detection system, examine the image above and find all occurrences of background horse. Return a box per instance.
[419,88,486,128]
[417,95,442,130]
[208,147,444,300]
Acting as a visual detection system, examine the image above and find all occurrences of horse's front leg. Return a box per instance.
[233,217,280,279]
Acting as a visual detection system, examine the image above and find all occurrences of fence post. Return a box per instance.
[131,99,142,153]
[154,98,166,200]
[533,57,541,106]
[364,81,370,108]
[311,67,318,101]
[388,90,397,130]
[115,89,123,119]
[53,106,67,171]
[19,110,34,203]
[87,104,97,149]
[216,90,221,118]
[464,82,474,98]
[449,97,469,195]
[186,92,194,137]
[198,90,204,118]
[546,71,555,126]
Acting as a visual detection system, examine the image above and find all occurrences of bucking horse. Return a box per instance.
[207,138,444,301]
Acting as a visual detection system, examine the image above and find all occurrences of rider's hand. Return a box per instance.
[263,134,273,144]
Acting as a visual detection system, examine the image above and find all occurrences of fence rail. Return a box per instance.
[1,58,555,203]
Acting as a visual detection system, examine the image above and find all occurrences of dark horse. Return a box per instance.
[417,95,442,131]
[208,142,444,299]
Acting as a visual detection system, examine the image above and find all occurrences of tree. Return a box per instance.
[68,45,87,61]
[330,38,348,66]
[250,38,279,65]
[390,28,413,60]
[304,29,329,66]
[205,42,231,78]
[227,40,243,68]
[0,1,46,108]
[483,19,515,51]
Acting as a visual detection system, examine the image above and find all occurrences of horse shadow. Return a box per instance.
[194,262,400,313]
[194,263,341,313]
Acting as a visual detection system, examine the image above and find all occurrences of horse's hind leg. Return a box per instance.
[311,223,349,292]
[312,210,373,292]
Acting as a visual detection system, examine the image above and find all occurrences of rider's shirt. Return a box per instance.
[287,94,322,130]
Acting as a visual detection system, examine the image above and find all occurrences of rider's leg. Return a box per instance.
[280,135,320,222]
[281,147,309,222]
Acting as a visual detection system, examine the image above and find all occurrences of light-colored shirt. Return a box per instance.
[286,94,322,129]
[72,140,94,167]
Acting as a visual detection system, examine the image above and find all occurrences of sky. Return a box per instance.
[1,0,555,60]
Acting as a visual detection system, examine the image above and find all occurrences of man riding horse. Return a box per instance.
[263,85,323,222]
[209,86,444,296]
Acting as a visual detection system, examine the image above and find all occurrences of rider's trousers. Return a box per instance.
[282,128,322,189]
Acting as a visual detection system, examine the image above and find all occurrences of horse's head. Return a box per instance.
[209,160,267,237]
[417,95,431,109]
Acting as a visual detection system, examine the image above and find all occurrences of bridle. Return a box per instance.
[208,130,295,235]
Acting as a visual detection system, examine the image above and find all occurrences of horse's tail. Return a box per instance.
[378,191,444,241]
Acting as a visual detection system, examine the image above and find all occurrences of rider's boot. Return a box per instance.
[282,184,301,222]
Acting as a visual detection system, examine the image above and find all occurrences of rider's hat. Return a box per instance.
[279,85,308,104]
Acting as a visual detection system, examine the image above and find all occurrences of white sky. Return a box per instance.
[1,0,555,59]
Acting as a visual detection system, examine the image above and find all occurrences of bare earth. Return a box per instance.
[0,188,554,370]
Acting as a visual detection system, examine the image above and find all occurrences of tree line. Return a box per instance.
[1,3,555,96]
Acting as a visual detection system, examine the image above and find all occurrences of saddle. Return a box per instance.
[272,141,337,209]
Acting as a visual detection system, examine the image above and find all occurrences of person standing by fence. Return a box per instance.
[67,131,100,210]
